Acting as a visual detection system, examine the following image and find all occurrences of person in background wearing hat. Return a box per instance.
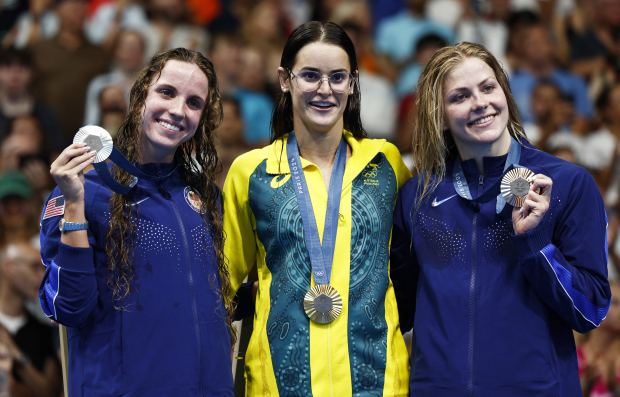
[0,171,39,249]
[0,241,61,397]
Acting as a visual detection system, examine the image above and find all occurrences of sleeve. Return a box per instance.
[38,189,99,328]
[390,184,420,333]
[382,142,412,190]
[223,157,259,298]
[511,168,611,333]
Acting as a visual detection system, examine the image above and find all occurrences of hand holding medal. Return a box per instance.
[510,173,553,235]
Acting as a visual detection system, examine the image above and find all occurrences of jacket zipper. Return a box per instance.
[468,175,483,397]
[160,182,205,396]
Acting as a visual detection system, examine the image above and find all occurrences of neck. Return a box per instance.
[57,29,84,50]
[456,131,512,174]
[0,286,24,317]
[525,61,554,77]
[293,119,344,169]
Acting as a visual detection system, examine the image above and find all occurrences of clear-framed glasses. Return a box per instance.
[288,69,355,93]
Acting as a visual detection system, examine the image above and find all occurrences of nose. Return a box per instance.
[316,77,333,96]
[471,93,488,111]
[169,97,185,120]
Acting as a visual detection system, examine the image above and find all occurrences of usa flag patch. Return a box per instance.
[42,196,65,220]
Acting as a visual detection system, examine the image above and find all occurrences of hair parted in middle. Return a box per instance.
[104,48,237,343]
[412,42,528,214]
[270,21,366,142]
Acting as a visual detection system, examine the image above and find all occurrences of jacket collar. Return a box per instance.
[265,130,386,189]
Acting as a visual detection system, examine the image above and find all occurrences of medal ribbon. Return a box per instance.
[286,131,347,286]
[452,137,522,213]
[93,148,176,195]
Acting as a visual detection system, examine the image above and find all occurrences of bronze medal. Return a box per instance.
[303,284,342,324]
[500,167,535,207]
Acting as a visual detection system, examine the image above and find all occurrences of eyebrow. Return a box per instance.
[155,83,207,102]
[297,67,349,74]
[447,77,496,96]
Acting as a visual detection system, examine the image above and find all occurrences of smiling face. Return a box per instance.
[140,60,209,163]
[279,42,354,137]
[442,57,511,160]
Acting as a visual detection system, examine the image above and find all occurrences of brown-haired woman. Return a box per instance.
[390,42,611,396]
[38,48,235,396]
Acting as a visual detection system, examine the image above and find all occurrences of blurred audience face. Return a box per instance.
[56,0,87,34]
[594,0,620,27]
[218,99,244,145]
[0,243,44,301]
[209,35,242,87]
[5,116,44,156]
[238,47,266,92]
[0,62,33,97]
[531,83,561,122]
[100,86,127,113]
[603,84,620,124]
[115,31,146,73]
[151,0,186,22]
[488,0,510,21]
[522,25,555,68]
[247,1,281,43]
[0,196,30,232]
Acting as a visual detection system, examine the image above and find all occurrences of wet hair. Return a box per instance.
[105,48,236,342]
[412,42,527,216]
[270,21,366,142]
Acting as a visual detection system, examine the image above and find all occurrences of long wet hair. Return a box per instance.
[270,21,366,142]
[412,42,527,215]
[104,48,236,343]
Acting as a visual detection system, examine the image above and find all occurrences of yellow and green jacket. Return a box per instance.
[223,131,412,397]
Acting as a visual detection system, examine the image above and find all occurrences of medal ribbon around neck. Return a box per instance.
[286,131,346,324]
[74,125,176,195]
[452,137,527,214]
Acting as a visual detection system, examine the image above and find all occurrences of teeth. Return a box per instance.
[472,115,494,125]
[158,120,181,131]
[311,102,333,108]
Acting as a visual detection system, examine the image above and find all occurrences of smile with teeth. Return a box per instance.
[470,115,495,125]
[158,119,182,131]
[310,101,335,108]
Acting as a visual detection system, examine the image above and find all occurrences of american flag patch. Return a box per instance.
[42,196,65,220]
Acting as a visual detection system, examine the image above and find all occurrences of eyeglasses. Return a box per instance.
[288,69,355,93]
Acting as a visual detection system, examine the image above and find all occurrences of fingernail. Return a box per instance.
[89,150,96,154]
[83,146,90,151]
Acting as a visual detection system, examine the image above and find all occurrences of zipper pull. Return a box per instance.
[158,185,171,200]
[479,175,484,185]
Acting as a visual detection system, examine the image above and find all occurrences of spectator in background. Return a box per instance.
[233,45,274,146]
[0,172,39,249]
[216,97,247,188]
[576,282,620,397]
[510,23,593,133]
[0,241,61,397]
[29,0,110,143]
[0,48,64,153]
[1,0,59,49]
[209,33,242,97]
[0,116,54,198]
[142,0,209,59]
[84,29,145,126]
[374,0,454,67]
[85,0,149,51]
[505,10,539,74]
[395,33,445,98]
[522,80,564,148]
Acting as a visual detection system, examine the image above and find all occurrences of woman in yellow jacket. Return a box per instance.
[223,21,411,396]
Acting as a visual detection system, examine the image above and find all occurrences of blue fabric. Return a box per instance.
[375,11,454,63]
[233,87,274,145]
[510,68,594,123]
[540,244,610,327]
[40,262,59,318]
[391,142,610,396]
[38,163,234,397]
[395,62,423,98]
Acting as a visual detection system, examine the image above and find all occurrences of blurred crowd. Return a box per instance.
[1,0,620,395]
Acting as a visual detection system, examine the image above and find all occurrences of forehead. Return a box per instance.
[151,60,209,99]
[443,57,497,93]
[293,42,351,71]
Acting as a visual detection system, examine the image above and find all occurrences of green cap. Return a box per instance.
[0,171,32,200]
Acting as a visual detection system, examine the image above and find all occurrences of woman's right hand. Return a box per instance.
[49,143,96,204]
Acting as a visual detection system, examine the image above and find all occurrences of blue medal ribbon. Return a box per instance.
[286,131,347,286]
[93,148,176,195]
[452,137,522,214]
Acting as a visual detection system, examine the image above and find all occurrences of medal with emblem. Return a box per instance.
[303,284,343,324]
[73,125,113,163]
[500,167,535,207]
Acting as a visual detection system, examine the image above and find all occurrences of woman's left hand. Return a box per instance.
[512,174,553,235]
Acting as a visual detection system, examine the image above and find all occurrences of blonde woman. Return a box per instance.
[390,42,611,396]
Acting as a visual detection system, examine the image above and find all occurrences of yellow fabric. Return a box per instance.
[223,131,412,396]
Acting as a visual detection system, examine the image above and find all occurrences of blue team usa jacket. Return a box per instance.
[38,162,234,397]
[391,142,611,396]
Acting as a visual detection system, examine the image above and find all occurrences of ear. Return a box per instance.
[350,70,359,95]
[277,67,290,93]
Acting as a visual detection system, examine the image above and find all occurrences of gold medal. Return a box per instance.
[500,167,535,207]
[303,284,342,324]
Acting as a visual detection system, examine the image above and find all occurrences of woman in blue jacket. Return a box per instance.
[391,42,611,396]
[38,49,235,396]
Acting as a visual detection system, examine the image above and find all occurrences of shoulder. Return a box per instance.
[229,147,271,175]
